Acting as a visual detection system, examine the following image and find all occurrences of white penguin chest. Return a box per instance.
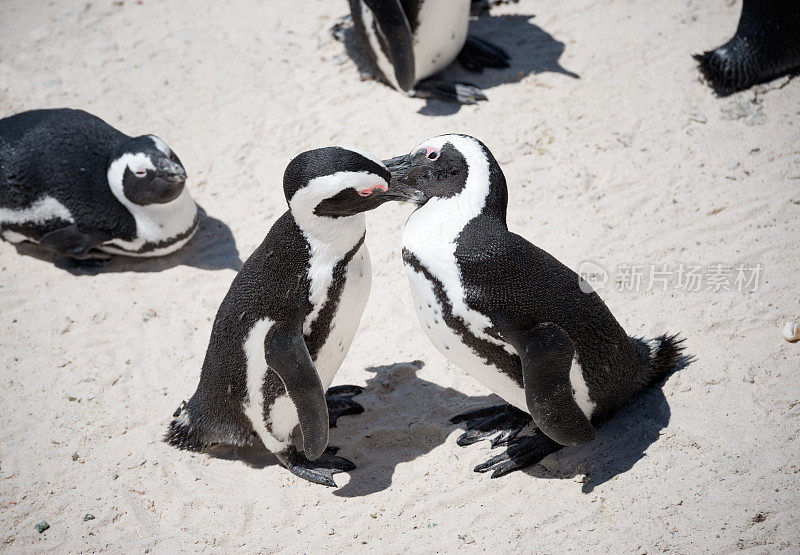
[359,0,471,89]
[304,243,372,391]
[403,254,529,413]
[412,0,471,81]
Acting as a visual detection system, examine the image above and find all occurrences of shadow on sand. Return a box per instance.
[201,355,692,496]
[11,205,242,274]
[337,12,578,116]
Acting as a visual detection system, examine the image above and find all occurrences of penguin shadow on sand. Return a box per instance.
[336,13,578,117]
[11,206,242,275]
[421,13,579,116]
[205,356,692,495]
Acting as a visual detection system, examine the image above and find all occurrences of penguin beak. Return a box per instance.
[382,154,426,205]
[156,158,187,184]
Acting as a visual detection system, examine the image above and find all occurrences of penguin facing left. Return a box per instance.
[345,0,511,103]
[384,134,687,478]
[166,146,394,487]
[0,108,198,260]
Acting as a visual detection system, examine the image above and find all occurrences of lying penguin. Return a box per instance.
[384,134,686,477]
[695,0,800,94]
[345,0,511,103]
[0,108,197,260]
[167,146,393,487]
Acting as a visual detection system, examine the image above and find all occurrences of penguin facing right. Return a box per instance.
[695,0,800,94]
[166,146,394,487]
[0,108,197,261]
[346,0,511,103]
[383,134,687,477]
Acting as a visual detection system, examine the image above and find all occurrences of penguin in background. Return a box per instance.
[695,0,800,94]
[167,146,394,487]
[0,108,197,261]
[344,0,513,103]
[383,134,687,477]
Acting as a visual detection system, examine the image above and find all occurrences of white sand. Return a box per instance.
[1,0,799,551]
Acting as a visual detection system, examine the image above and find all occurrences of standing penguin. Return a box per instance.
[695,0,800,94]
[383,134,686,477]
[166,147,393,487]
[0,108,197,260]
[346,0,511,103]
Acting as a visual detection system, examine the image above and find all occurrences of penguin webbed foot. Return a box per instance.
[275,445,355,488]
[458,36,511,73]
[474,429,562,478]
[450,403,531,447]
[413,79,487,104]
[326,384,364,428]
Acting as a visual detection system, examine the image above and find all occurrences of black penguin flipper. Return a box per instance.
[362,0,416,91]
[275,445,355,488]
[264,322,329,461]
[413,79,488,104]
[502,323,596,446]
[458,35,511,73]
[38,225,112,260]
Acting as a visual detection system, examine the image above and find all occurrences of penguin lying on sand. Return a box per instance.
[695,0,800,94]
[167,147,394,487]
[0,108,197,261]
[346,0,511,104]
[383,134,686,477]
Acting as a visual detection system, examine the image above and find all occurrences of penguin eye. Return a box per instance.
[415,146,439,161]
[133,168,148,178]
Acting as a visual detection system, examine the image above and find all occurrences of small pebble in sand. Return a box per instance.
[782,322,800,343]
[35,521,49,533]
[83,514,95,522]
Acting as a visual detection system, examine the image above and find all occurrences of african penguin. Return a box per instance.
[695,0,800,94]
[346,0,511,103]
[384,134,686,477]
[166,146,393,487]
[0,108,197,260]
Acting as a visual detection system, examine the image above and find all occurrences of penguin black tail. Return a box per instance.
[165,400,208,452]
[634,333,689,389]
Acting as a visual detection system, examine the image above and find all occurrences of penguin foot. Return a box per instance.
[458,36,511,73]
[275,445,356,487]
[325,384,364,428]
[413,79,488,104]
[474,429,562,478]
[450,404,531,447]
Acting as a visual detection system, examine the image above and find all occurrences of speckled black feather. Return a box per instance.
[0,109,134,242]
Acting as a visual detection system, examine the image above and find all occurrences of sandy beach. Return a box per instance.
[1,0,799,551]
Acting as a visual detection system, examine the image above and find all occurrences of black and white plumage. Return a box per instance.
[166,146,393,487]
[695,0,800,94]
[346,0,511,103]
[0,108,197,260]
[384,134,686,477]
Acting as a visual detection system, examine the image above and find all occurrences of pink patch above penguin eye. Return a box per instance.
[358,183,387,197]
[415,146,439,160]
